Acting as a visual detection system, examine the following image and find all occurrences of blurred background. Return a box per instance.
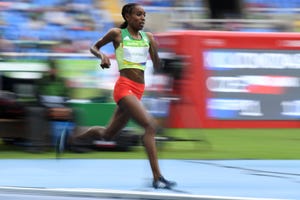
[1,0,300,154]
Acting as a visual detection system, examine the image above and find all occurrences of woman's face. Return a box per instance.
[126,5,146,31]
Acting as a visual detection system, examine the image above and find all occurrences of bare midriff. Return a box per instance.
[120,68,145,84]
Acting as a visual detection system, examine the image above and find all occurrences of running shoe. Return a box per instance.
[152,176,176,189]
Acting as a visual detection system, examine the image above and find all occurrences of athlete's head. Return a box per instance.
[120,3,146,30]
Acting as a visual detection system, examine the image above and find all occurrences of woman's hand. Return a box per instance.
[100,53,111,69]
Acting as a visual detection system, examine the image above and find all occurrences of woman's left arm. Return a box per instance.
[147,32,161,71]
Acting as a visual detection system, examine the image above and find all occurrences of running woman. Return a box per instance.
[74,3,176,189]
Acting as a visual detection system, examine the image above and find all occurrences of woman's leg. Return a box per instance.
[73,106,130,143]
[102,106,131,140]
[118,95,161,181]
[73,126,105,142]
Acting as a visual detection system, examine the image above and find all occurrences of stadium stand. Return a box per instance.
[0,0,114,54]
[1,0,300,54]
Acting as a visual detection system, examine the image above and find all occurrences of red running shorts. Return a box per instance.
[113,76,145,103]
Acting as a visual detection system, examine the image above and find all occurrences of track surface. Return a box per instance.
[0,159,299,200]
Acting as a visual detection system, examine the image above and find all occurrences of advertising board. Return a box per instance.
[156,31,300,128]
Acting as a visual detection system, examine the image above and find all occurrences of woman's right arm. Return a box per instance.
[90,28,119,69]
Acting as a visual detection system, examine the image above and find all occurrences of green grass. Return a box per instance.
[158,128,300,159]
[1,128,300,159]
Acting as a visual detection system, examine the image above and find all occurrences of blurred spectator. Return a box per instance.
[52,39,75,53]
[293,19,300,32]
[37,59,73,126]
[43,7,74,27]
[37,59,69,106]
[0,34,15,52]
[27,13,45,30]
[9,0,31,11]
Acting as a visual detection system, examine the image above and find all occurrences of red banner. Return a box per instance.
[156,31,300,128]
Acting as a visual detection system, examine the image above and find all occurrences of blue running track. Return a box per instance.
[0,159,299,200]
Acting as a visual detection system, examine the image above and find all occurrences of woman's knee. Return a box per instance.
[143,119,158,134]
